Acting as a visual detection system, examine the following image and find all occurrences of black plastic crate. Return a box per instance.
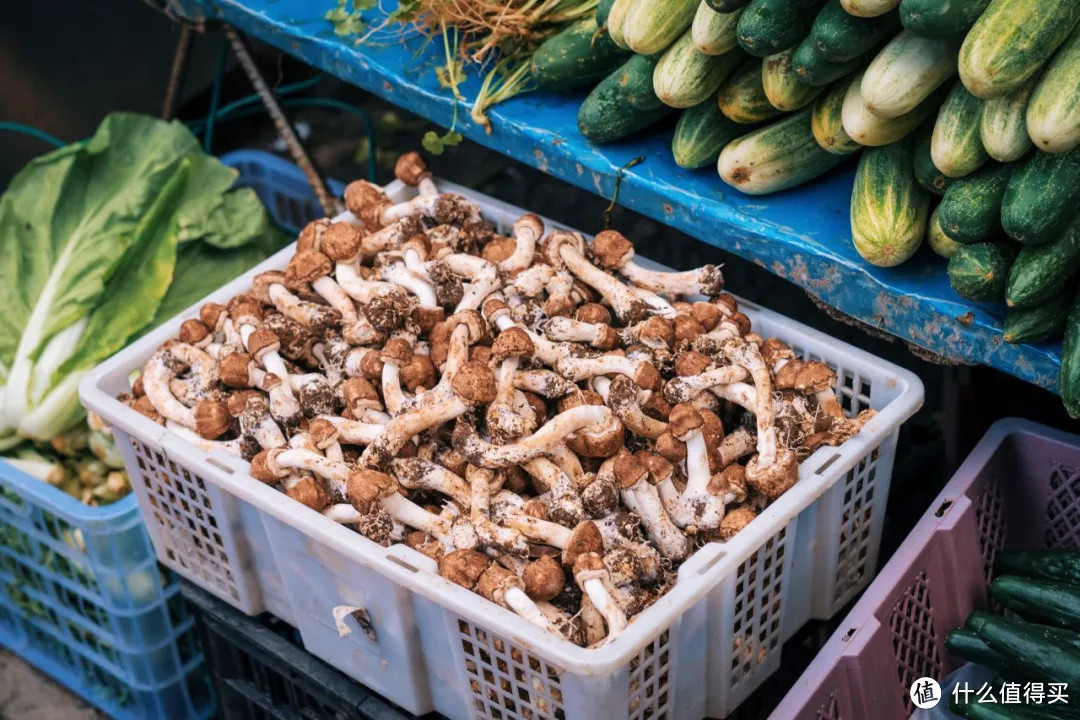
[181,582,417,720]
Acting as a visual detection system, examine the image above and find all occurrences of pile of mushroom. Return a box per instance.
[124,152,874,647]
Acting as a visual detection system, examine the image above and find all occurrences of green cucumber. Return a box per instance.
[842,71,944,146]
[810,0,899,62]
[860,31,959,119]
[968,611,1080,687]
[532,18,632,91]
[1006,214,1080,308]
[1004,295,1071,344]
[937,162,1010,243]
[996,549,1080,585]
[623,0,699,55]
[719,58,785,123]
[655,32,744,108]
[898,0,991,38]
[968,612,1080,658]
[672,100,747,168]
[606,0,634,48]
[693,1,743,55]
[812,77,862,154]
[1027,24,1080,154]
[947,242,1013,300]
[927,205,963,258]
[597,0,616,25]
[791,37,873,86]
[706,0,752,11]
[578,54,674,142]
[1064,289,1080,417]
[762,48,825,111]
[945,628,1012,672]
[851,137,929,266]
[981,79,1036,162]
[1001,148,1080,245]
[841,0,899,18]
[913,122,953,194]
[990,576,1080,632]
[931,80,988,177]
[736,0,829,58]
[717,108,848,194]
[959,0,1080,100]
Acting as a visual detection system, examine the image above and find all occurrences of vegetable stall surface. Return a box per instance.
[0,113,284,453]
[124,151,876,646]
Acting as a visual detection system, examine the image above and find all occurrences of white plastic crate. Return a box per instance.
[80,179,923,719]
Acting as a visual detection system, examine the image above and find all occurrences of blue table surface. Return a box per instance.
[184,0,1063,391]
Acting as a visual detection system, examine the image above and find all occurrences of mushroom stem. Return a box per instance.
[166,422,242,455]
[318,416,383,445]
[442,254,502,312]
[393,458,473,509]
[240,324,293,398]
[453,405,615,468]
[547,233,647,323]
[665,366,750,404]
[522,457,584,526]
[573,553,628,641]
[379,260,438,307]
[721,339,776,466]
[466,466,528,555]
[595,375,667,439]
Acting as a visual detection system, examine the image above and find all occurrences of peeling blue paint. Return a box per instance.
[187,0,1063,392]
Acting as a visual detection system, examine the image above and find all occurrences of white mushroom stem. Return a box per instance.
[620,473,689,560]
[267,283,337,330]
[454,405,616,468]
[466,466,528,554]
[507,264,553,297]
[239,398,286,449]
[382,358,408,416]
[715,428,756,467]
[523,458,584,525]
[552,235,646,323]
[543,318,616,349]
[312,276,357,323]
[493,508,571,548]
[317,416,383,445]
[546,442,585,487]
[580,594,608,647]
[593,515,663,583]
[166,422,242,455]
[513,370,577,398]
[269,448,351,496]
[361,395,472,468]
[487,308,567,366]
[629,285,678,318]
[382,492,453,539]
[622,263,725,297]
[240,324,292,397]
[442,254,502,312]
[499,215,542,275]
[379,261,438,307]
[665,365,750,404]
[555,355,648,384]
[143,345,216,428]
[335,264,400,304]
[678,429,725,532]
[266,379,302,427]
[360,218,419,260]
[594,375,667,439]
[392,458,473,508]
[381,191,442,223]
[722,340,776,466]
[575,567,628,640]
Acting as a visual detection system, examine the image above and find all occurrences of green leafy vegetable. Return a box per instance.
[325,0,375,36]
[422,129,464,155]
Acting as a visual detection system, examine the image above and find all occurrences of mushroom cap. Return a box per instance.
[200,302,227,331]
[251,271,287,304]
[638,451,674,485]
[228,296,263,325]
[343,180,389,222]
[227,389,262,417]
[364,291,409,332]
[729,312,752,336]
[247,328,281,361]
[714,293,738,314]
[249,450,278,483]
[476,564,523,604]
[691,301,722,331]
[557,389,604,414]
[642,391,672,421]
[296,218,330,253]
[481,235,516,263]
[286,475,329,511]
[758,337,795,369]
[220,353,253,388]
[667,403,704,441]
[381,337,414,366]
[674,351,712,377]
[286,250,333,286]
[522,497,549,520]
[654,432,687,463]
[541,231,586,269]
[491,327,534,362]
[522,556,565,602]
[773,359,805,391]
[261,372,284,392]
[613,454,647,490]
[700,409,725,446]
[179,319,210,345]
[355,348,383,380]
[321,222,365,263]
[262,314,314,360]
[394,151,428,186]
[400,355,437,392]
[716,506,757,540]
[638,316,674,348]
[591,230,634,269]
[562,521,603,567]
[411,306,446,333]
[445,309,490,346]
[514,212,544,239]
[575,303,612,326]
[194,400,231,440]
[603,546,641,586]
[346,469,398,512]
[451,361,498,404]
[582,475,619,518]
[709,463,747,504]
[481,297,509,323]
[342,377,381,410]
[794,362,836,394]
[673,314,706,343]
[402,233,431,258]
[307,418,338,449]
[633,362,662,391]
[572,551,606,578]
[439,548,490,590]
[745,447,799,501]
[132,395,161,422]
[405,531,445,563]
[469,344,493,365]
[568,415,625,458]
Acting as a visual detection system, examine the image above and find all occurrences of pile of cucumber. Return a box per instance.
[946,549,1080,719]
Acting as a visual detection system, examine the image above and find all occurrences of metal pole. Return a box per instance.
[222,25,341,217]
[161,24,193,120]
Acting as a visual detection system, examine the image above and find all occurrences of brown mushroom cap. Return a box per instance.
[380,337,414,366]
[346,469,398,512]
[476,564,523,604]
[481,235,516,263]
[296,218,330,253]
[729,312,752,336]
[249,450,277,483]
[451,361,498,404]
[400,355,437,392]
[357,349,384,380]
[321,222,365,262]
[638,451,674,486]
[307,418,338,449]
[613,454,647,490]
[439,548,491,590]
[411,306,446,333]
[639,316,674,348]
[773,359,805,391]
[591,230,634,269]
[342,377,381,412]
[569,416,625,458]
[667,403,704,441]
[562,521,603,567]
[794,362,837,394]
[716,506,757,540]
[179,319,210,345]
[491,327,534,362]
[572,551,605,577]
[575,302,612,326]
[654,432,687,463]
[394,151,429,186]
[286,476,329,511]
[603,546,641,586]
[194,400,232,440]
[220,353,254,388]
[522,556,565,602]
[247,328,281,361]
[227,389,262,417]
[286,250,333,286]
[709,463,747,504]
[469,345,493,365]
[673,314,706,343]
[132,395,161,422]
[745,448,799,501]
[674,351,712,377]
[633,361,662,392]
[691,301,722,331]
[200,302,227,331]
[250,272,287,304]
[445,309,490,346]
[228,296,263,325]
[758,337,795,369]
[700,409,725,446]
[343,180,389,223]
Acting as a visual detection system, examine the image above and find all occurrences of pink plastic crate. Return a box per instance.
[771,418,1080,720]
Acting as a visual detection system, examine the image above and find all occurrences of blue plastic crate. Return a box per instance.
[0,460,213,719]
[220,150,346,235]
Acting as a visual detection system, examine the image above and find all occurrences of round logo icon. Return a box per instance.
[910,677,942,709]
